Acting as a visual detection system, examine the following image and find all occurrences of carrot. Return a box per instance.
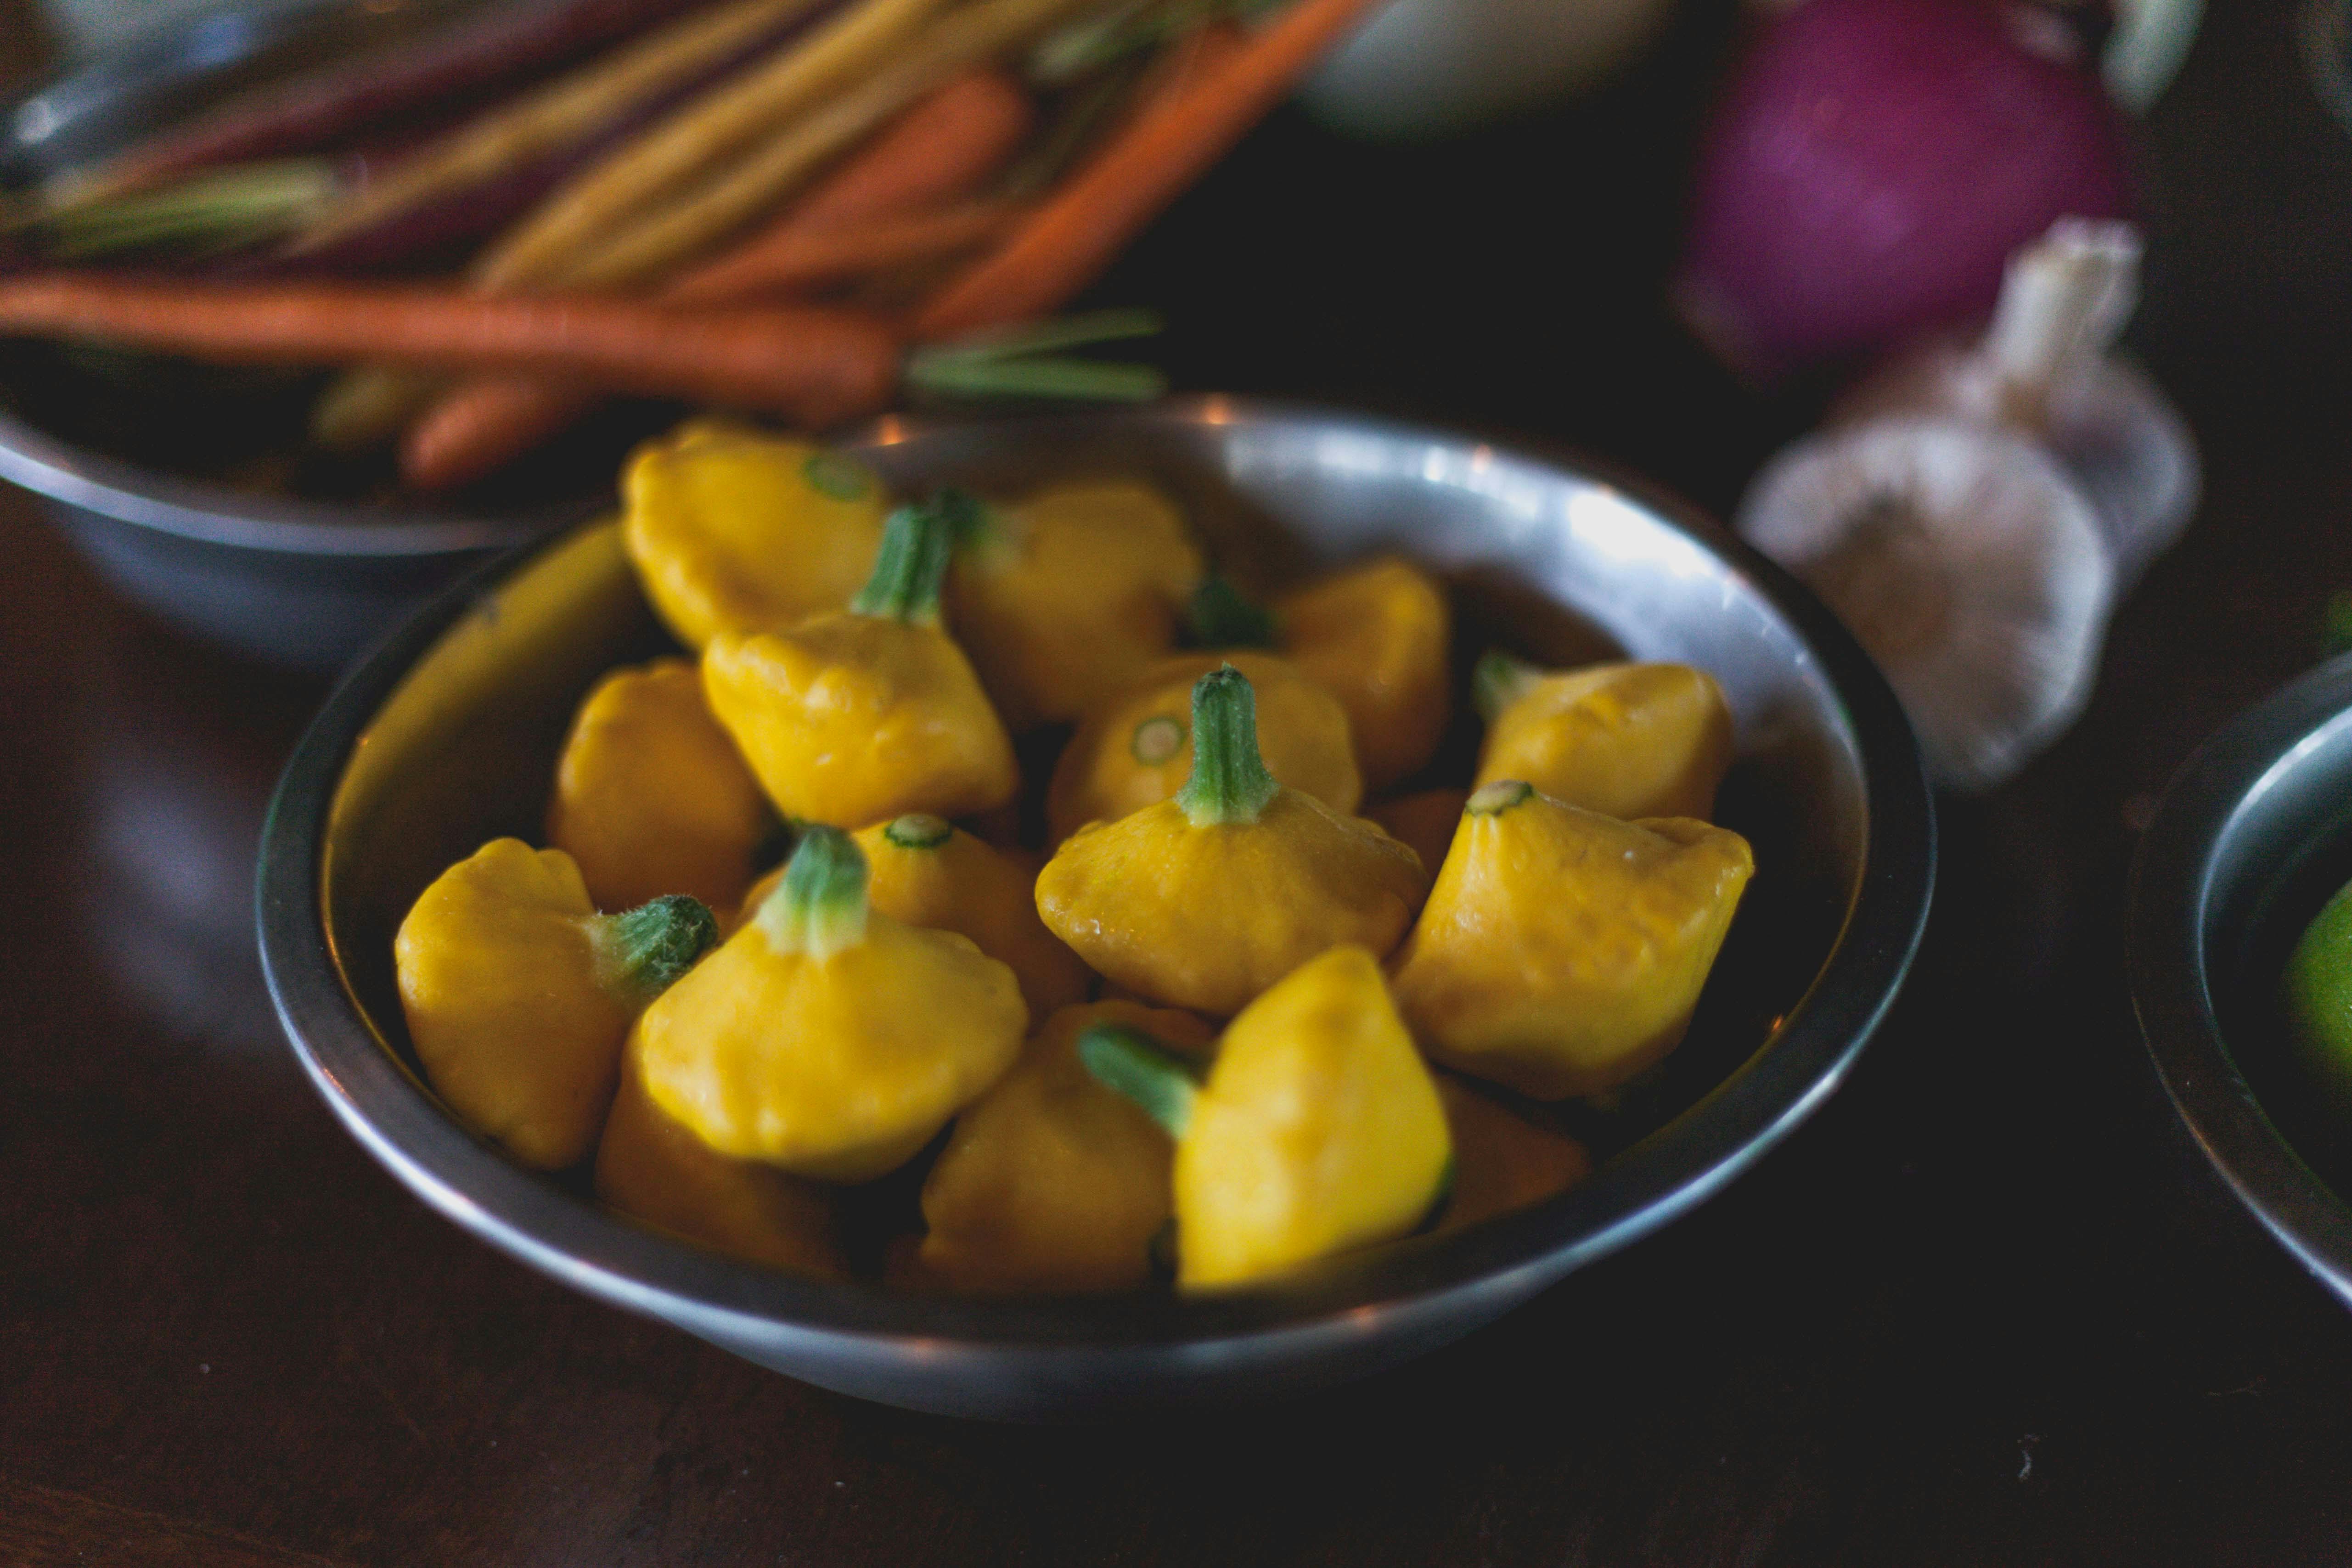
[981,20,1241,201]
[913,0,1388,340]
[473,0,954,290]
[309,0,961,449]
[701,69,1036,247]
[540,0,1097,292]
[397,377,590,489]
[1118,19,1251,127]
[49,0,712,209]
[676,204,1019,300]
[270,2,858,277]
[0,274,900,426]
[286,0,835,258]
[401,69,1035,491]
[400,205,1012,488]
[322,0,1063,452]
[665,76,1036,299]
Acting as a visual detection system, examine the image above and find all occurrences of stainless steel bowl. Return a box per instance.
[257,399,1936,1419]
[2129,655,2352,1308]
[0,0,574,670]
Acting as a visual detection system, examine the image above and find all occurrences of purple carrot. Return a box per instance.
[60,0,731,206]
[236,153,576,275]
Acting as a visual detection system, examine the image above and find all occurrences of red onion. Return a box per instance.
[1675,0,2132,381]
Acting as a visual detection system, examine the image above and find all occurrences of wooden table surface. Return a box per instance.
[7,1,2352,1562]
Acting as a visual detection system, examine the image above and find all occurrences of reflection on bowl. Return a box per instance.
[258,399,1934,1419]
[2131,654,2352,1308]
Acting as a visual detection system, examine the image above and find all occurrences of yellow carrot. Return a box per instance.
[288,0,832,257]
[474,0,956,290]
[315,0,961,447]
[309,366,446,452]
[402,70,1035,491]
[544,0,1102,290]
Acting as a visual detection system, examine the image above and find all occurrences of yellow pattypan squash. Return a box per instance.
[917,1000,1215,1295]
[1080,945,1451,1290]
[1390,780,1754,1099]
[621,420,887,649]
[1046,650,1361,846]
[945,481,1203,731]
[546,656,774,915]
[1187,559,1452,792]
[595,1044,845,1278]
[636,826,1026,1181]
[1037,664,1424,1016]
[394,839,718,1169]
[703,495,1018,830]
[1276,557,1452,790]
[853,814,1090,1018]
[1473,653,1734,821]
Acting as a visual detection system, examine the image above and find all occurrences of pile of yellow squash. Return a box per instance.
[392,420,1757,1296]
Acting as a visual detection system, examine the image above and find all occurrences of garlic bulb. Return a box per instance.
[1737,417,2113,790]
[1835,218,2200,589]
[1300,0,1681,141]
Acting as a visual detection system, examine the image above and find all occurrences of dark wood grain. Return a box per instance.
[6,0,2352,1562]
[1,1478,361,1568]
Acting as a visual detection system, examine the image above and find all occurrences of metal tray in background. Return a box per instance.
[2130,655,2352,1311]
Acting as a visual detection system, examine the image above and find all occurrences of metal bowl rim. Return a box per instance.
[0,401,579,556]
[258,396,1936,1353]
[2127,652,2352,1302]
[0,0,574,561]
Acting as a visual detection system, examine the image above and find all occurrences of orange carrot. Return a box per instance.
[0,274,901,426]
[913,0,1388,341]
[401,69,1034,491]
[684,201,1018,298]
[402,376,608,492]
[1114,20,1250,141]
[399,201,1012,488]
[705,68,1035,255]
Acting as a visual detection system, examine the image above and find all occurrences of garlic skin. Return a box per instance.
[1737,417,2114,790]
[1835,218,2200,589]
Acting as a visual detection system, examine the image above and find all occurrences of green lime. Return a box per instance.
[2281,876,2352,1118]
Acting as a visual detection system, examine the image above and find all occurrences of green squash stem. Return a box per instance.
[1465,778,1534,816]
[594,894,720,1007]
[1174,663,1279,827]
[756,826,871,962]
[1077,1024,1201,1139]
[1471,649,1547,722]
[883,813,955,849]
[850,497,957,624]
